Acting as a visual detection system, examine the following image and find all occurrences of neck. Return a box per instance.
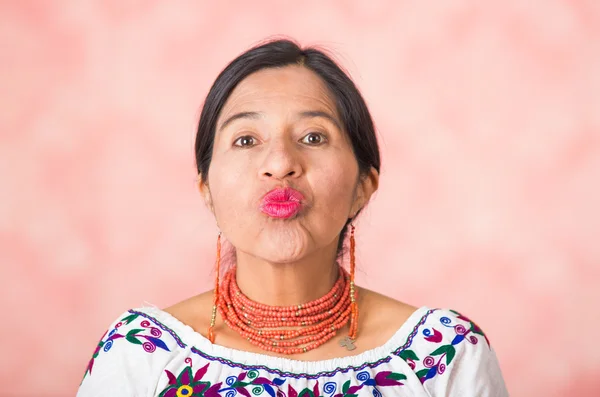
[233,242,340,307]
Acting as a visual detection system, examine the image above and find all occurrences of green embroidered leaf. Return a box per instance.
[298,389,314,397]
[386,373,407,381]
[345,394,358,397]
[399,349,419,361]
[430,345,449,356]
[445,346,456,365]
[342,380,350,394]
[127,328,143,337]
[126,335,142,345]
[415,369,429,379]
[121,314,139,324]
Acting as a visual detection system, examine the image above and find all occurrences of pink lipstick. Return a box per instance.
[260,187,304,219]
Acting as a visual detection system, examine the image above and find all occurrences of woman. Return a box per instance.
[78,39,508,396]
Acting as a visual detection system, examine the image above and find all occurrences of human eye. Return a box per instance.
[300,132,328,146]
[233,135,258,148]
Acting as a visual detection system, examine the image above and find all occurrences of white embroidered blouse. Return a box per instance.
[77,306,508,397]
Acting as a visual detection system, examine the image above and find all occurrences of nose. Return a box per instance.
[258,140,303,181]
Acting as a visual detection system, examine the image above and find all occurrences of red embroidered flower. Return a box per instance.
[160,364,220,397]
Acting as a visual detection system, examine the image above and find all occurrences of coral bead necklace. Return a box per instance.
[207,225,359,355]
[216,265,354,354]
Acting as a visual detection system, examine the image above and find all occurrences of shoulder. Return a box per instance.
[356,287,420,350]
[77,309,186,396]
[163,290,215,338]
[100,309,186,354]
[358,287,419,331]
[400,308,493,363]
[397,308,509,396]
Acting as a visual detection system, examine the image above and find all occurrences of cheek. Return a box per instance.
[310,162,357,219]
[207,157,254,222]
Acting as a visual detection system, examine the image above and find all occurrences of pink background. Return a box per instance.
[2,1,600,396]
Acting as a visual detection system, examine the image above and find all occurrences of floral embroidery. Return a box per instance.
[398,311,489,384]
[83,313,171,380]
[82,329,108,380]
[104,316,171,353]
[449,310,490,347]
[329,371,406,397]
[398,349,419,370]
[160,359,221,397]
[223,370,286,397]
[160,365,285,397]
[132,309,188,348]
[158,364,407,397]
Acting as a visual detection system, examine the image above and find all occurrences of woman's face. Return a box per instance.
[201,65,377,264]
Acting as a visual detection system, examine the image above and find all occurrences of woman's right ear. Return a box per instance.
[197,175,215,215]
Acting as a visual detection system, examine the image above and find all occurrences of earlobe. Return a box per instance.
[349,193,365,220]
[205,196,214,214]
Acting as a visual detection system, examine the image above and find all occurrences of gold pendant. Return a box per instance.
[339,336,356,351]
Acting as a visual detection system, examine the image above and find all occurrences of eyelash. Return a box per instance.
[233,132,328,148]
[301,132,328,145]
[233,136,257,148]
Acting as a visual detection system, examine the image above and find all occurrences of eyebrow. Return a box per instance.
[298,110,342,131]
[217,110,342,132]
[218,111,262,132]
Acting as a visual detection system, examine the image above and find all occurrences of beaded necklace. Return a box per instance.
[207,225,359,354]
[217,265,352,354]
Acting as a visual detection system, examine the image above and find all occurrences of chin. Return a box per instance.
[259,239,308,264]
[262,248,307,264]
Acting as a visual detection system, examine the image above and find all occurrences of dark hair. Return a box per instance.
[195,38,381,256]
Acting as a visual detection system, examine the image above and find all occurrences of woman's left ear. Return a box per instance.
[351,166,379,217]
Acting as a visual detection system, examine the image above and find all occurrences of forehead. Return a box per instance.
[219,65,338,120]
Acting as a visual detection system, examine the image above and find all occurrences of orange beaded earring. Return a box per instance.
[348,223,358,340]
[207,231,222,343]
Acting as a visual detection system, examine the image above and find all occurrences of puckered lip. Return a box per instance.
[259,187,306,219]
[260,186,305,204]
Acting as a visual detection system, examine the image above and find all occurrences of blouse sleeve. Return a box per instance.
[417,309,509,397]
[77,310,173,397]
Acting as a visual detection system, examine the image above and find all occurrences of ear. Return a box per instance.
[350,166,379,218]
[197,174,215,215]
